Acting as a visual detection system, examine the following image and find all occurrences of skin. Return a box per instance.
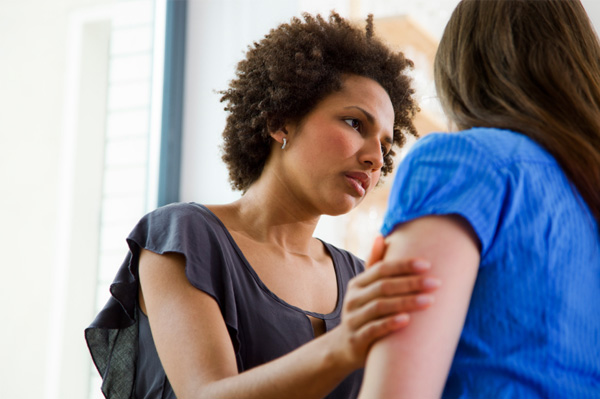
[265,73,396,217]
[138,75,440,399]
[359,216,480,399]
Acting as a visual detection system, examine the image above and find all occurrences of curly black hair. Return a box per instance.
[220,12,419,192]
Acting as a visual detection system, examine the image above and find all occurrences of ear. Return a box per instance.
[269,126,289,147]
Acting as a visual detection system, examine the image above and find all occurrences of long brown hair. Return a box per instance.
[434,0,600,225]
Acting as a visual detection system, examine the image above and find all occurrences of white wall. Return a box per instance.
[0,2,117,398]
[582,0,600,30]
[0,1,162,399]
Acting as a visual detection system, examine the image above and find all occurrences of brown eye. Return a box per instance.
[344,118,361,132]
[381,144,389,156]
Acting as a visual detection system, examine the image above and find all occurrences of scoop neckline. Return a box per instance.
[194,203,344,319]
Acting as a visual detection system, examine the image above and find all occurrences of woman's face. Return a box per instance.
[275,74,395,216]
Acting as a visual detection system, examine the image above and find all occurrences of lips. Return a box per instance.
[345,172,371,196]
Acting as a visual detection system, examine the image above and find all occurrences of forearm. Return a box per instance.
[184,328,353,399]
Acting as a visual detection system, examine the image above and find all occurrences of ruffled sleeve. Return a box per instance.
[126,203,239,332]
[85,202,240,398]
[85,252,138,399]
[381,132,508,256]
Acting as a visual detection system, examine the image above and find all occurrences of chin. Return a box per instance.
[323,197,363,216]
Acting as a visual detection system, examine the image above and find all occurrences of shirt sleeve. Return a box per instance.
[381,133,508,256]
[85,203,241,396]
[127,202,240,343]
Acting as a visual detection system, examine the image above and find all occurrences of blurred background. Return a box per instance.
[1,0,599,398]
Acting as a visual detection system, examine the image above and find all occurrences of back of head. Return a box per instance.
[435,0,600,224]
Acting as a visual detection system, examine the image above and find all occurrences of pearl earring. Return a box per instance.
[281,138,287,150]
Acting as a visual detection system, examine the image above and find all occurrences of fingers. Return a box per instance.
[345,274,440,312]
[353,313,411,346]
[339,257,439,359]
[358,275,441,306]
[345,293,435,331]
[336,257,439,369]
[352,257,432,289]
[366,235,386,267]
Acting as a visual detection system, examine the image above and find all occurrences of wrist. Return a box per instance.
[319,327,358,376]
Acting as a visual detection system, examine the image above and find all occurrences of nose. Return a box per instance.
[360,138,384,171]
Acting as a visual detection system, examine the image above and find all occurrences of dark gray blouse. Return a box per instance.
[86,202,365,399]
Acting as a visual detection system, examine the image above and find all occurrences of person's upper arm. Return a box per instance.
[359,132,511,398]
[138,249,239,398]
[359,214,480,398]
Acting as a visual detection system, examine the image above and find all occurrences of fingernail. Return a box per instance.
[416,295,434,306]
[423,277,442,289]
[412,260,431,271]
[395,313,410,323]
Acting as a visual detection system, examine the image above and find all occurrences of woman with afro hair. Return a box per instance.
[86,12,436,399]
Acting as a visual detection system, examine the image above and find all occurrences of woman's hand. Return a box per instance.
[328,236,441,370]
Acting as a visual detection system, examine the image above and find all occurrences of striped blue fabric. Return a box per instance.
[382,127,600,398]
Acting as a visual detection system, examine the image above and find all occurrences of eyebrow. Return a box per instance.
[344,106,393,144]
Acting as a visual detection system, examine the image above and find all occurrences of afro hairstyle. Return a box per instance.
[220,12,419,192]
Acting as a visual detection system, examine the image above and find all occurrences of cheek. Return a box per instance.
[296,120,358,162]
[323,127,359,155]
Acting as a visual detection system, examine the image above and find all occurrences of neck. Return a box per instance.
[225,174,322,255]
